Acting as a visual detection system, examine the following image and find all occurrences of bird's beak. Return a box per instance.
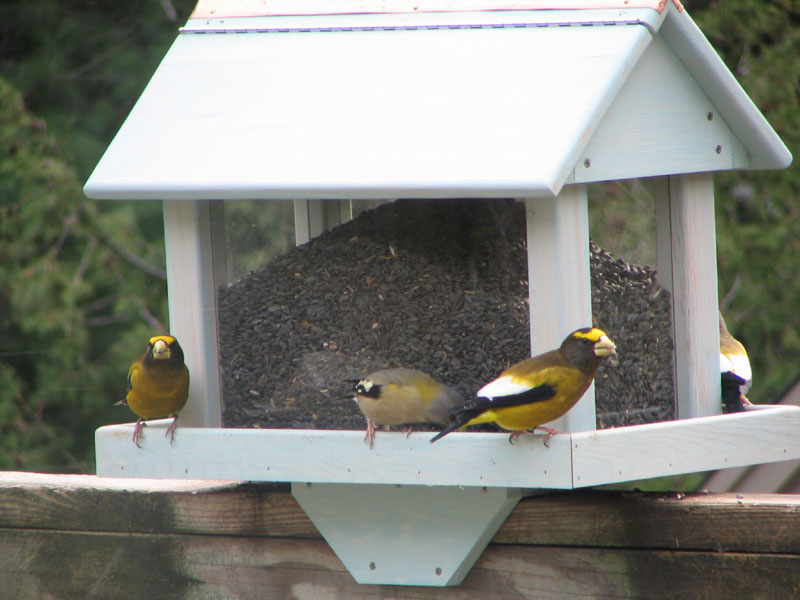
[152,339,171,360]
[594,335,617,357]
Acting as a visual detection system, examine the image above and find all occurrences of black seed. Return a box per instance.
[218,199,675,430]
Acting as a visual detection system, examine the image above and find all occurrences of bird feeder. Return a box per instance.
[85,0,797,587]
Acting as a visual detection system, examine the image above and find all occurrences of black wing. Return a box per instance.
[721,372,747,413]
[461,384,557,412]
[430,384,556,442]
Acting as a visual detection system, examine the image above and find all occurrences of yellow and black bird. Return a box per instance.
[351,368,461,448]
[719,315,752,413]
[117,335,190,447]
[430,327,616,445]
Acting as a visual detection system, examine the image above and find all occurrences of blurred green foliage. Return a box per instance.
[0,0,196,471]
[0,0,798,474]
[0,0,196,178]
[0,79,168,471]
[591,0,800,409]
[695,0,800,407]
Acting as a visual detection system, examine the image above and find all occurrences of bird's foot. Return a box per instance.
[132,419,146,448]
[508,430,528,444]
[508,426,562,447]
[364,419,376,449]
[535,426,563,448]
[165,415,179,445]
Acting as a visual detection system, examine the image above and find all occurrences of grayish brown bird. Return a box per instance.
[351,368,461,448]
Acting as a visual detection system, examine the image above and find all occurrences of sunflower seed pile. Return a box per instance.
[590,245,675,427]
[218,198,674,430]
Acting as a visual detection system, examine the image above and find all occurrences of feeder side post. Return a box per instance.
[524,184,595,433]
[294,200,355,246]
[655,173,721,419]
[163,200,223,427]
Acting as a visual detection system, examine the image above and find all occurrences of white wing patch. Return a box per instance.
[477,375,531,400]
[720,352,752,390]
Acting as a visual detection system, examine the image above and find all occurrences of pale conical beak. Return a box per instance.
[594,335,617,357]
[152,339,171,360]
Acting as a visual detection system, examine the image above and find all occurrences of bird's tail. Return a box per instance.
[721,373,747,413]
[429,407,482,443]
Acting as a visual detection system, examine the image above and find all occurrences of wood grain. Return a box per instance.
[0,473,316,538]
[499,490,800,553]
[4,473,800,597]
[2,528,798,600]
[3,473,800,552]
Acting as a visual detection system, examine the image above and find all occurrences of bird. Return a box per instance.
[719,314,752,413]
[116,335,190,447]
[351,368,461,448]
[430,327,616,445]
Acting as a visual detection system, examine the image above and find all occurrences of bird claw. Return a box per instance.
[536,426,563,448]
[364,419,376,449]
[508,426,562,447]
[508,430,526,444]
[132,419,146,448]
[165,415,179,445]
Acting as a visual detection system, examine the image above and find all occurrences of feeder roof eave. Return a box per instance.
[83,6,664,201]
[659,7,791,171]
[83,2,791,202]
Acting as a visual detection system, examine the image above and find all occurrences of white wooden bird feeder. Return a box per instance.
[85,0,796,587]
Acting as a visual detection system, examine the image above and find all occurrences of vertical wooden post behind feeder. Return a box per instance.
[85,0,794,587]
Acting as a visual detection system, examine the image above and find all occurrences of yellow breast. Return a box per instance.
[126,363,190,420]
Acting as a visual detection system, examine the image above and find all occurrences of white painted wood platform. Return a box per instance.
[96,405,800,489]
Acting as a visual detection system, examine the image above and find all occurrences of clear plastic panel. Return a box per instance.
[215,193,674,433]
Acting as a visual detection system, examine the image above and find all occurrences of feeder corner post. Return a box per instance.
[524,184,595,434]
[654,172,721,420]
[163,199,223,428]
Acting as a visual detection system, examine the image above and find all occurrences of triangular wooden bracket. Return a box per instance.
[291,482,522,586]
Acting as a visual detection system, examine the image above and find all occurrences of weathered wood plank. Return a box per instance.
[499,490,800,553]
[3,473,800,556]
[3,474,800,597]
[476,545,800,600]
[0,473,316,538]
[2,528,799,600]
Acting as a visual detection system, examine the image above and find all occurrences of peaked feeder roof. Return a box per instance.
[84,0,790,202]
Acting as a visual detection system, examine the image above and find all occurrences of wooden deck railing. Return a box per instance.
[1,472,799,598]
